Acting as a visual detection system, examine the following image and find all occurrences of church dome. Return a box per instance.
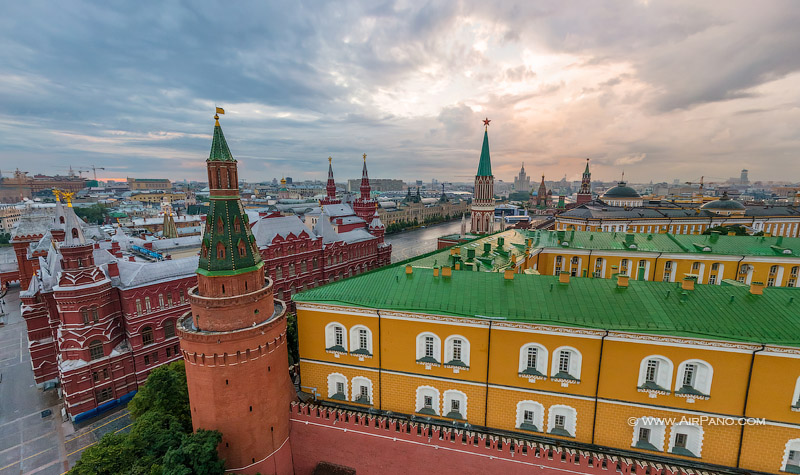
[701,192,745,211]
[602,182,640,199]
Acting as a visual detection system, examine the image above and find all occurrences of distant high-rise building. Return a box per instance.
[741,169,749,184]
[513,163,531,193]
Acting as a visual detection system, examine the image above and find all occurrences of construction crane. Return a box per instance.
[87,165,105,180]
[685,176,718,191]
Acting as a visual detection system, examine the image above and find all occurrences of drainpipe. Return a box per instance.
[651,252,662,281]
[377,309,383,410]
[736,344,765,467]
[590,330,609,444]
[734,255,746,277]
[483,320,493,426]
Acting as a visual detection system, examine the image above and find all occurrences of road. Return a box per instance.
[384,219,464,263]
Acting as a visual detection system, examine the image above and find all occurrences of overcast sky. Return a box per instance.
[1,1,799,185]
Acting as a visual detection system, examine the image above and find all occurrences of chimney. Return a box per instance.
[504,268,514,280]
[467,249,476,259]
[94,242,100,249]
[681,274,697,291]
[709,231,720,243]
[559,271,570,284]
[749,281,764,295]
[455,263,461,271]
[777,236,784,246]
[442,266,452,277]
[617,274,629,288]
[107,261,119,277]
[483,243,492,253]
[625,233,635,245]
[405,265,413,275]
[433,267,440,277]
[728,231,736,236]
[450,247,461,256]
[497,237,505,247]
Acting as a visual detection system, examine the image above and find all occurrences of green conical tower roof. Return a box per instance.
[584,160,590,174]
[208,116,235,162]
[476,130,492,176]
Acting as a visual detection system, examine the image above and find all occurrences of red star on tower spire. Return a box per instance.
[483,117,491,128]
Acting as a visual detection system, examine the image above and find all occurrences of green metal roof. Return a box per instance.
[208,122,235,162]
[294,257,800,347]
[476,130,492,177]
[198,193,262,274]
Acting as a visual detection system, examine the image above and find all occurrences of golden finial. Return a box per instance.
[214,107,224,126]
[62,191,75,208]
[328,156,332,164]
[52,189,62,201]
[363,153,367,162]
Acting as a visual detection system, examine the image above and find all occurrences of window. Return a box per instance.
[551,347,582,381]
[145,297,151,312]
[95,387,114,404]
[415,386,440,415]
[637,356,673,392]
[349,325,372,355]
[167,293,173,307]
[217,242,226,259]
[631,417,666,451]
[351,376,372,405]
[301,261,307,273]
[668,423,703,457]
[164,320,175,339]
[692,262,700,271]
[144,355,150,365]
[443,390,467,420]
[275,267,282,280]
[784,439,800,473]
[92,371,99,382]
[518,343,548,377]
[515,400,544,432]
[711,263,719,271]
[82,308,89,324]
[416,332,441,364]
[158,294,165,308]
[594,258,603,278]
[233,216,241,233]
[708,275,717,285]
[676,360,713,396]
[102,368,108,379]
[135,299,142,316]
[792,266,799,277]
[768,277,776,287]
[771,265,779,275]
[327,373,348,401]
[179,290,185,304]
[324,323,347,352]
[444,335,470,367]
[792,376,800,409]
[89,340,104,360]
[142,326,154,346]
[547,405,577,437]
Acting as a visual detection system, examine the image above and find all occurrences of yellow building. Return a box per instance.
[129,192,187,204]
[295,238,800,473]
[127,177,172,190]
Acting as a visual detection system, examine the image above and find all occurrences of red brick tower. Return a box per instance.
[320,156,341,206]
[353,153,376,222]
[470,118,495,234]
[576,158,592,205]
[178,111,294,475]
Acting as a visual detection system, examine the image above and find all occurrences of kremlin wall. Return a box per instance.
[7,113,800,474]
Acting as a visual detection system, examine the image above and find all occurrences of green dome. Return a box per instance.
[602,182,640,199]
[701,192,744,210]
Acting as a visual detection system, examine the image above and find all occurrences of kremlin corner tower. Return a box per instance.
[178,112,295,474]
[471,119,495,234]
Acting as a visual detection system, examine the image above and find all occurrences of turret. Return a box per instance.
[470,118,495,234]
[353,153,377,222]
[321,157,342,205]
[577,158,592,205]
[368,204,385,243]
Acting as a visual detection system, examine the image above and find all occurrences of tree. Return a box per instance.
[286,313,300,366]
[162,430,225,475]
[69,433,137,475]
[0,233,10,245]
[702,225,748,236]
[128,361,191,430]
[74,204,109,225]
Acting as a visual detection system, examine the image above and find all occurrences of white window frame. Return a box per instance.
[518,343,548,376]
[515,400,544,432]
[416,332,441,363]
[324,322,348,351]
[351,376,373,405]
[443,389,467,419]
[547,404,577,437]
[349,325,373,355]
[637,355,674,392]
[792,376,800,409]
[326,372,348,400]
[667,422,704,457]
[782,439,800,472]
[444,335,470,367]
[675,359,713,396]
[551,346,582,381]
[415,385,440,415]
[631,417,667,451]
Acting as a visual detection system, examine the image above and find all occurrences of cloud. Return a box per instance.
[614,153,647,166]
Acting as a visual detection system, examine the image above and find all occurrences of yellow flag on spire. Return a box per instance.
[216,107,225,115]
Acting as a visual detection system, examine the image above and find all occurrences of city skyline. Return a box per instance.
[1,1,799,184]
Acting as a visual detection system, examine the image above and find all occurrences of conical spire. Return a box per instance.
[326,156,336,199]
[63,204,86,246]
[584,158,590,174]
[476,130,492,177]
[208,114,235,162]
[360,153,371,200]
[54,195,65,228]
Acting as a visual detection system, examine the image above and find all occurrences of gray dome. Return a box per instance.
[602,182,640,199]
[701,192,745,210]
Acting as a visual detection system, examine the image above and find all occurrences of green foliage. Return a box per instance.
[286,313,299,366]
[74,204,109,225]
[702,225,748,236]
[385,213,464,235]
[0,232,10,245]
[507,191,530,202]
[69,361,223,475]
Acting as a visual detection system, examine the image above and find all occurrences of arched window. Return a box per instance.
[216,217,224,233]
[142,326,154,346]
[637,355,674,392]
[327,373,347,401]
[791,376,800,410]
[444,335,470,368]
[71,228,79,239]
[675,359,713,396]
[349,325,372,356]
[783,439,800,473]
[631,417,667,452]
[81,308,89,324]
[551,346,582,381]
[351,376,373,405]
[518,343,548,377]
[233,216,241,233]
[415,386,440,416]
[415,332,441,365]
[237,239,247,257]
[547,405,577,437]
[216,242,226,259]
[668,422,703,457]
[515,400,544,432]
[324,322,347,352]
[443,390,467,420]
[89,340,104,360]
[59,216,65,224]
[164,320,176,339]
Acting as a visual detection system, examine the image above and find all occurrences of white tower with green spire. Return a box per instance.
[471,118,495,234]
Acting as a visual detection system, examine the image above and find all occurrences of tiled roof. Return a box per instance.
[252,216,315,247]
[116,256,199,288]
[294,256,800,347]
[561,202,800,219]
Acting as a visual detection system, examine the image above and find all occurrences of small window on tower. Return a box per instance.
[233,216,241,233]
[216,217,224,233]
[217,242,226,259]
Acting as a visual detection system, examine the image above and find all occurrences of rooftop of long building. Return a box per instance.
[294,230,800,348]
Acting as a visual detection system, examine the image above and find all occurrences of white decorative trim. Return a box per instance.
[606,332,760,353]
